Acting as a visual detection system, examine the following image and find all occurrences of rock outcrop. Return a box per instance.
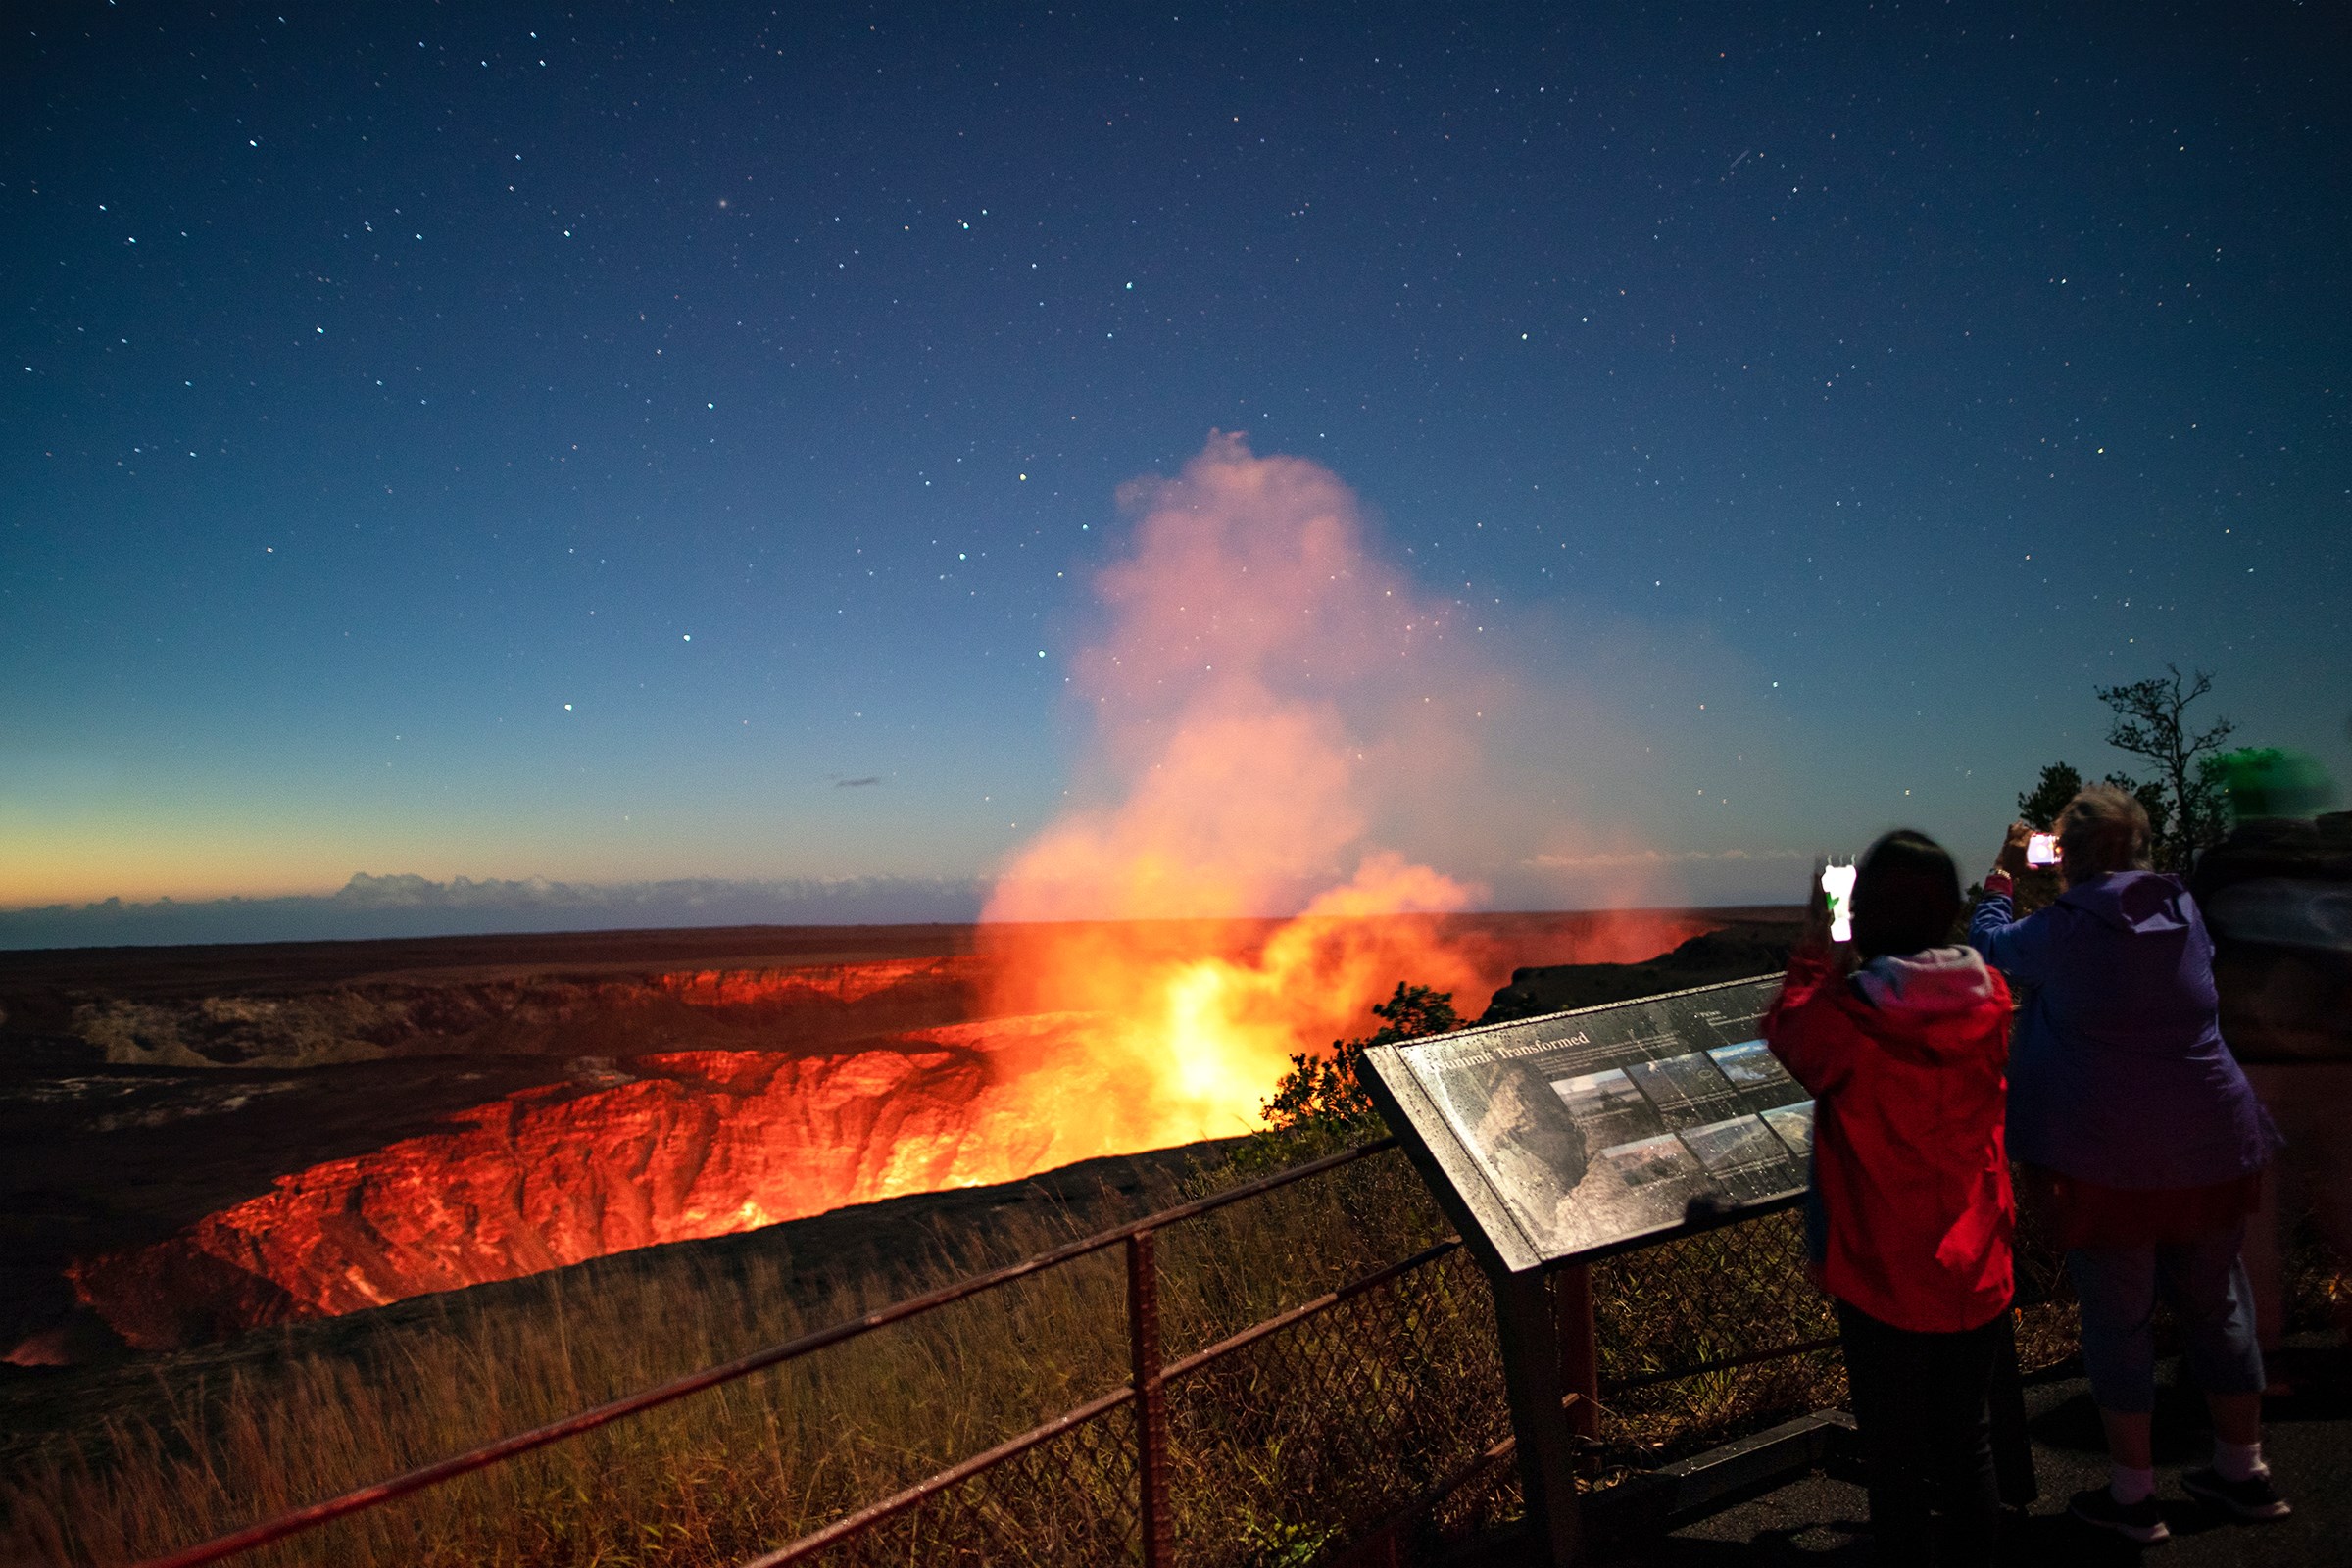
[1477,921,1798,1024]
[66,957,988,1070]
[67,1015,1122,1349]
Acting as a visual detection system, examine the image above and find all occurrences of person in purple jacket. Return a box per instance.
[1970,785,2283,1544]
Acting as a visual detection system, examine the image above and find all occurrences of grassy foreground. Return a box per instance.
[0,1130,1885,1568]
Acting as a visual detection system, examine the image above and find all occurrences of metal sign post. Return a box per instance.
[1490,1267,1586,1565]
[1554,1262,1601,1443]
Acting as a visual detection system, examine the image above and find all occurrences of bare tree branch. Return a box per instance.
[2094,664,2234,870]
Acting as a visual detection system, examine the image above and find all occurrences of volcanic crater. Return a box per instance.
[0,911,1789,1362]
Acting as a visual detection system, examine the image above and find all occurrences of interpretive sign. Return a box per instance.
[1362,975,1808,1274]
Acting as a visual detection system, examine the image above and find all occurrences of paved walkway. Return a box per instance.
[1658,1341,2349,1565]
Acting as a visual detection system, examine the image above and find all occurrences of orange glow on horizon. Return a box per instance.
[0,837,352,909]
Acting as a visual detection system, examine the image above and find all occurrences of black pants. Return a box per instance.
[1987,1309,2037,1509]
[1838,1299,2004,1568]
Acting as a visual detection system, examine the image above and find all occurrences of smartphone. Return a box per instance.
[1820,861,1858,944]
[2026,832,2059,868]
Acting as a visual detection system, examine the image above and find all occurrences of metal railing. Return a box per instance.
[130,1137,1845,1568]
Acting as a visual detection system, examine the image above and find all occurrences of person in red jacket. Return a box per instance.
[1766,829,2018,1568]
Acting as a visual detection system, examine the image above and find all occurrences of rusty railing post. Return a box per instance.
[1127,1228,1173,1567]
[1553,1263,1601,1446]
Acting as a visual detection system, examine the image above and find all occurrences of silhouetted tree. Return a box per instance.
[2017,763,2083,829]
[1258,983,1460,1147]
[2096,665,2235,870]
[2018,761,2167,840]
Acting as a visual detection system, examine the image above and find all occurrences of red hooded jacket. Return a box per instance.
[1765,945,2016,1334]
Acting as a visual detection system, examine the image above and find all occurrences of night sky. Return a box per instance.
[6,2,2348,939]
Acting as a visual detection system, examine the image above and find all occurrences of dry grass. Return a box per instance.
[0,1150,1497,1568]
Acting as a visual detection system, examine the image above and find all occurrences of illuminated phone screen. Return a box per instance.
[2026,832,2059,868]
[1821,862,1857,944]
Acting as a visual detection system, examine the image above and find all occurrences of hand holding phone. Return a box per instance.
[1820,860,1858,945]
[1996,821,2035,879]
[2026,832,2059,868]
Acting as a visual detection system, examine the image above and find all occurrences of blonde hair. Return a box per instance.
[2058,784,2153,874]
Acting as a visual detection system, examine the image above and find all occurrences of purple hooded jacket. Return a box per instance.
[1970,870,2275,1191]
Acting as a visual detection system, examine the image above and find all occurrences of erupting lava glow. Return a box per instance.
[981,433,1533,1151]
[55,914,1702,1352]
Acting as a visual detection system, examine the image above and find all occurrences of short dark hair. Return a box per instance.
[1851,829,1962,959]
[2058,785,2152,873]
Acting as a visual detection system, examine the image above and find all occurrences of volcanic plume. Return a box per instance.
[980,433,1526,1151]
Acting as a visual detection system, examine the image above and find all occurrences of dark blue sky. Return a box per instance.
[5,1,2347,929]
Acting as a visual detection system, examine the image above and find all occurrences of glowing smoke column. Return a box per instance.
[984,433,1494,1148]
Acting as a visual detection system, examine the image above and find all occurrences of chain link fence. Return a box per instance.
[776,1402,1143,1568]
[1588,1208,1842,1462]
[1161,1244,1508,1565]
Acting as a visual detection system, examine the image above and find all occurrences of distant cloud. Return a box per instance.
[0,872,987,951]
[834,776,882,788]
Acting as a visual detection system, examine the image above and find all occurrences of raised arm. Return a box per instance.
[1763,947,1860,1097]
[1763,869,1859,1095]
[1967,822,2053,986]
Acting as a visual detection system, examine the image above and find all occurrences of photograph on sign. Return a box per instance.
[1759,1102,1816,1159]
[1382,978,1811,1263]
